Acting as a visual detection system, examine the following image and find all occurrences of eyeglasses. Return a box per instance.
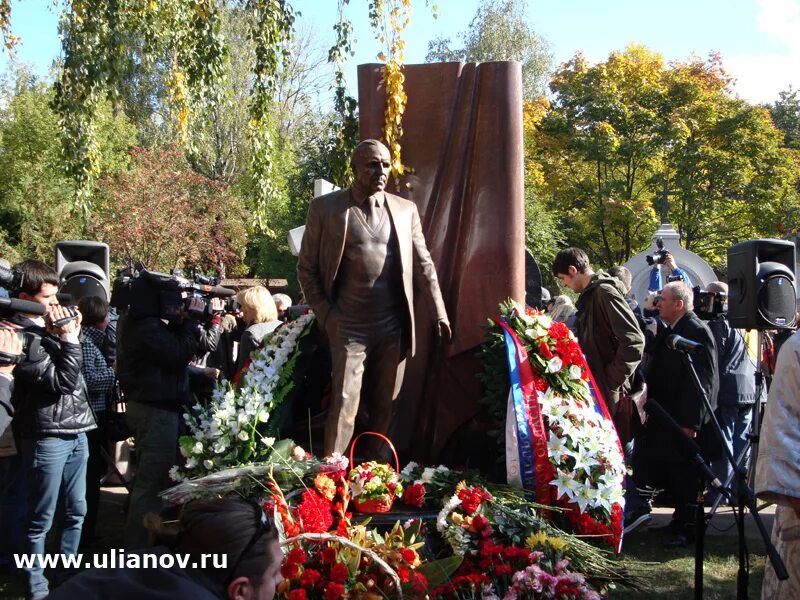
[225,501,272,586]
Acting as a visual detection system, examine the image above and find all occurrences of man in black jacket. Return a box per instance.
[117,302,202,549]
[10,260,96,599]
[645,281,718,547]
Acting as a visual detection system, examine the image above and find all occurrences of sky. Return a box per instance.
[1,0,798,105]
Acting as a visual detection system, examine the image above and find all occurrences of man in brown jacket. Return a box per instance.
[551,247,644,415]
[297,140,450,456]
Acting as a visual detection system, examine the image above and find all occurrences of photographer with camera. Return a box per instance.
[117,294,204,550]
[647,239,694,291]
[702,281,761,504]
[7,259,96,598]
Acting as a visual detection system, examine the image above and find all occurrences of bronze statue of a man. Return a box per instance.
[297,139,450,455]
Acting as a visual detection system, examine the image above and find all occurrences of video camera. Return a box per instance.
[646,238,670,266]
[693,286,727,320]
[111,268,235,322]
[0,263,45,366]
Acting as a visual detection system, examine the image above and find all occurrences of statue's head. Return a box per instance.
[351,139,391,196]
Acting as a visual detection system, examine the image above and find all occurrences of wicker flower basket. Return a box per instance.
[348,432,401,514]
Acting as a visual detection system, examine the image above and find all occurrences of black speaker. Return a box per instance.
[55,240,110,302]
[727,239,796,329]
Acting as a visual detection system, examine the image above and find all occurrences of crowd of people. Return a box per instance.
[2,241,799,598]
[0,258,292,599]
[547,247,800,597]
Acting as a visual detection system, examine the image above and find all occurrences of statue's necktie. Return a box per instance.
[368,197,380,230]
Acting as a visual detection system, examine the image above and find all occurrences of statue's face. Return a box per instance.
[352,143,391,195]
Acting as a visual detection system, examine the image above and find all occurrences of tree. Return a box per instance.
[535,46,664,265]
[88,146,247,274]
[425,0,552,99]
[769,87,800,150]
[0,67,136,262]
[533,46,798,268]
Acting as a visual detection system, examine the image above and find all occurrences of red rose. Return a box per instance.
[538,341,554,359]
[289,589,308,600]
[471,514,490,532]
[400,548,418,565]
[329,562,349,584]
[324,582,346,600]
[403,483,426,508]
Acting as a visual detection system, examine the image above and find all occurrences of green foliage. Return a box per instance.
[769,86,800,150]
[52,0,227,211]
[425,0,552,99]
[533,45,799,269]
[0,68,135,262]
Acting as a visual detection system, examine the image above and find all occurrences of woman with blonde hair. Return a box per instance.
[235,286,283,374]
[548,294,577,334]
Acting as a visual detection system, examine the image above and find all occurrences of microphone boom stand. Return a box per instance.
[680,350,787,600]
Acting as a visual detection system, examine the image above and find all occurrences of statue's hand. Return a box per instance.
[437,319,452,343]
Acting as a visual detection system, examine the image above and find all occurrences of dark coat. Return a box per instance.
[297,188,448,357]
[117,315,202,411]
[575,273,645,414]
[645,310,719,460]
[8,315,96,436]
[0,375,12,437]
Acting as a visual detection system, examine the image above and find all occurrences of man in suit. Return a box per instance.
[645,281,718,547]
[297,139,450,456]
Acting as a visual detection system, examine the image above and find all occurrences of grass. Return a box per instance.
[614,529,767,599]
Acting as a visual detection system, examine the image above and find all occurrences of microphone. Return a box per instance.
[644,399,728,497]
[0,297,48,316]
[666,334,703,354]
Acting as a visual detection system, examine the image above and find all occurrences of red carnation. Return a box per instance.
[548,321,569,339]
[412,572,428,594]
[403,483,426,508]
[281,563,300,580]
[329,562,349,584]
[286,547,307,565]
[289,589,308,600]
[538,341,554,359]
[300,568,322,588]
[321,547,338,564]
[397,565,412,583]
[297,489,334,533]
[324,582,346,600]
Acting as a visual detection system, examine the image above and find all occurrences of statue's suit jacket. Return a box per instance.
[297,188,448,358]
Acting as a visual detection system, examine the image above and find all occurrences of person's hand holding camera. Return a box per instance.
[46,305,82,337]
[664,252,678,273]
[0,329,23,375]
[209,297,224,313]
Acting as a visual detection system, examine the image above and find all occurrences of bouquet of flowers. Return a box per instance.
[348,461,404,513]
[433,482,604,599]
[480,300,626,549]
[173,313,314,480]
